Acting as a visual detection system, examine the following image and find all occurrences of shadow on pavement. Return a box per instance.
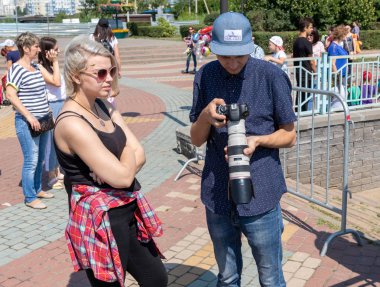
[165,263,217,286]
[67,270,91,287]
[67,264,217,286]
[121,112,141,117]
[282,209,380,286]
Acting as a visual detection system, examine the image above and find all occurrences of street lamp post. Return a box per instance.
[220,0,228,14]
[14,0,19,35]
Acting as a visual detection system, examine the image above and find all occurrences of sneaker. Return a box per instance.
[37,191,55,199]
[189,70,196,74]
[25,199,47,209]
[181,70,189,74]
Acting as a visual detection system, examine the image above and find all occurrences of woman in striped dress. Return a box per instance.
[6,32,54,209]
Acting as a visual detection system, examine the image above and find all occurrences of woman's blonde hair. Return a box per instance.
[64,35,118,97]
[15,32,40,57]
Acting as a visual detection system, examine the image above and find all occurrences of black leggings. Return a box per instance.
[84,202,168,287]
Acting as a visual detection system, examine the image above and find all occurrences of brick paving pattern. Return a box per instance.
[0,37,379,287]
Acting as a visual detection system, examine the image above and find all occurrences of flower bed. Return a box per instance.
[112,29,129,38]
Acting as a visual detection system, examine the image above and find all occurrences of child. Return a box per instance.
[264,36,288,74]
[361,71,377,104]
[347,80,361,106]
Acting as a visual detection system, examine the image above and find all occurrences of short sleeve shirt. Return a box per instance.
[189,58,296,216]
[7,63,49,117]
[327,42,348,77]
[293,37,313,73]
[6,50,20,64]
[250,44,265,60]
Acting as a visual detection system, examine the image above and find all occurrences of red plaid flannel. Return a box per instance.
[65,185,163,286]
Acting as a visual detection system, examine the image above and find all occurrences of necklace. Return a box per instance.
[71,98,106,127]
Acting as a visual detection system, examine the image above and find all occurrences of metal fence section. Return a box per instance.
[0,23,97,37]
[283,87,363,256]
[286,53,380,115]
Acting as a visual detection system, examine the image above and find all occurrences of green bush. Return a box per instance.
[179,24,204,38]
[127,22,138,36]
[254,31,298,54]
[137,26,166,37]
[360,30,380,49]
[203,12,219,26]
[156,18,177,37]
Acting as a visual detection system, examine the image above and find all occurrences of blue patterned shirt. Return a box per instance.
[190,58,296,216]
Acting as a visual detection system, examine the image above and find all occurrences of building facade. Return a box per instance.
[0,0,80,16]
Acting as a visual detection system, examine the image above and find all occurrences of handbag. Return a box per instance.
[28,111,55,137]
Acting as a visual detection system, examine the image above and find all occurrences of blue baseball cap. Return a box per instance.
[210,12,254,56]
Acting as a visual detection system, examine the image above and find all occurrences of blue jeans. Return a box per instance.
[186,50,197,72]
[206,204,285,287]
[45,100,64,172]
[15,115,49,203]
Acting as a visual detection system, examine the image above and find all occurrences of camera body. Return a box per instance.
[216,104,254,204]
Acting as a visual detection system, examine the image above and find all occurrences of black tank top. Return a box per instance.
[54,99,138,191]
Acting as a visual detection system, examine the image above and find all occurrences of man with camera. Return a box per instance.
[189,12,296,287]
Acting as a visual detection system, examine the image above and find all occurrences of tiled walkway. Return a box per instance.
[0,38,379,287]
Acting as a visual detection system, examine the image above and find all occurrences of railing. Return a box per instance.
[0,23,97,37]
[283,87,363,256]
[286,53,380,115]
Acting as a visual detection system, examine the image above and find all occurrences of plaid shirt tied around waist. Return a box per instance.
[65,184,163,286]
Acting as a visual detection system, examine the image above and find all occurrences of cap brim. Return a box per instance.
[210,40,254,56]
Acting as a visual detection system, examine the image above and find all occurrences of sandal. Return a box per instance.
[25,199,47,209]
[51,181,64,190]
[56,173,64,180]
[37,191,55,199]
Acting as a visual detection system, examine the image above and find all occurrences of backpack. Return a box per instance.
[100,39,114,55]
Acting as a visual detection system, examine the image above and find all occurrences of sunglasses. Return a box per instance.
[82,66,117,81]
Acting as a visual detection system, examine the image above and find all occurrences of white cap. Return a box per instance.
[269,36,283,47]
[0,39,15,47]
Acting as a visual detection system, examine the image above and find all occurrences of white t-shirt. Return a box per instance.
[312,41,325,57]
[89,34,118,49]
[331,85,346,109]
[271,50,288,74]
[46,74,67,102]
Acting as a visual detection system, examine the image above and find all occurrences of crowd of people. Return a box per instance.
[182,18,379,111]
[0,13,379,287]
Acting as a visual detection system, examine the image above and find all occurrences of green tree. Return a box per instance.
[54,11,68,23]
[339,0,376,29]
[313,0,340,30]
[375,0,380,21]
[79,0,98,18]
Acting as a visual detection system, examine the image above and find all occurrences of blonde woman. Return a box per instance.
[54,36,167,287]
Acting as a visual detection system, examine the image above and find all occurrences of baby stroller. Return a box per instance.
[0,74,11,106]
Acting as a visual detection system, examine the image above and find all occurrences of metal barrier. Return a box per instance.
[0,23,96,37]
[286,53,380,115]
[284,87,363,256]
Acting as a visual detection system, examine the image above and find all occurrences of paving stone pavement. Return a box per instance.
[0,38,380,287]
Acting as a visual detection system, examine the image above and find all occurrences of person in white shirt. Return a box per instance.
[265,36,288,74]
[38,36,66,189]
[90,18,121,105]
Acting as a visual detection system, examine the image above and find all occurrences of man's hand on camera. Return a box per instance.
[245,136,260,158]
[204,98,226,127]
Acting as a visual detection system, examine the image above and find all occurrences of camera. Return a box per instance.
[216,104,254,204]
